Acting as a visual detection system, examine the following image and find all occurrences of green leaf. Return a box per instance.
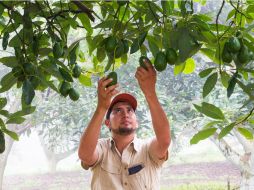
[193,104,202,113]
[178,28,201,62]
[226,9,236,21]
[204,121,222,129]
[9,34,22,47]
[161,1,173,16]
[0,118,5,128]
[194,102,225,120]
[138,32,147,47]
[94,20,116,29]
[22,79,35,105]
[227,74,237,98]
[2,32,9,50]
[78,14,93,35]
[130,32,147,54]
[200,48,219,64]
[59,67,73,82]
[121,54,128,64]
[221,71,231,88]
[10,106,36,118]
[0,98,7,110]
[130,39,139,54]
[237,127,253,139]
[37,71,58,92]
[247,5,254,14]
[203,72,218,98]
[64,37,85,60]
[218,123,235,139]
[183,58,195,74]
[147,36,159,57]
[0,56,18,67]
[199,68,214,78]
[190,128,217,144]
[40,60,62,79]
[79,74,92,87]
[0,72,17,93]
[0,110,9,118]
[6,116,26,124]
[191,17,210,31]
[97,47,106,62]
[174,62,185,75]
[87,35,104,55]
[2,128,19,141]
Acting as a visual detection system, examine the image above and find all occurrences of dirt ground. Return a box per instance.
[3,161,240,190]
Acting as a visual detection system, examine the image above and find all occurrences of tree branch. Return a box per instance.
[211,132,241,169]
[47,9,83,19]
[71,1,95,22]
[216,0,225,69]
[146,1,162,24]
[233,128,252,152]
[229,0,252,20]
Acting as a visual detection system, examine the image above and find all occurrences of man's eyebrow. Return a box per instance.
[112,105,132,109]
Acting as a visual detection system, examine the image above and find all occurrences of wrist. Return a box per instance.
[143,90,156,98]
[95,105,108,115]
[144,91,158,102]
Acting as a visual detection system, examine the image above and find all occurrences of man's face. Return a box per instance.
[107,102,138,136]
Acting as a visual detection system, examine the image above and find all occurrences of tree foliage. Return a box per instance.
[0,0,254,152]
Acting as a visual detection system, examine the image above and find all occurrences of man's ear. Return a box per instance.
[104,119,110,127]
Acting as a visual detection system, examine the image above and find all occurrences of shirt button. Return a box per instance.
[124,167,127,170]
[124,182,128,185]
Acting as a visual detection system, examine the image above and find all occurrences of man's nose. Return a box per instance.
[122,110,129,117]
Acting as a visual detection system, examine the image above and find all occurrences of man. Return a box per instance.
[78,60,171,190]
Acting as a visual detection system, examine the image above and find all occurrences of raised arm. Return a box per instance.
[135,61,171,159]
[78,77,118,166]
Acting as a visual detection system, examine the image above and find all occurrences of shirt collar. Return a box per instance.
[109,136,141,152]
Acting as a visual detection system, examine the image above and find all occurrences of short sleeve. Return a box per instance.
[81,139,106,170]
[147,139,169,167]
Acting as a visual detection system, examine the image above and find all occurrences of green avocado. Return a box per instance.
[222,42,233,63]
[106,71,117,87]
[237,45,249,64]
[166,48,177,65]
[105,36,117,53]
[0,131,5,154]
[139,56,151,70]
[72,64,82,78]
[59,81,71,97]
[154,52,167,72]
[228,37,241,53]
[69,88,80,101]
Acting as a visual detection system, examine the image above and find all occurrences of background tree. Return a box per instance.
[0,1,254,189]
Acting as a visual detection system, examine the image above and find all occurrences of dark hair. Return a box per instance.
[106,107,112,119]
[105,101,135,120]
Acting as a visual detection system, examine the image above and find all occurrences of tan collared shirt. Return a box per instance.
[81,137,168,190]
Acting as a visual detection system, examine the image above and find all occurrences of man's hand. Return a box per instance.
[135,60,157,96]
[97,77,119,110]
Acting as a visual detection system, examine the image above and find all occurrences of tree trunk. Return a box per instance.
[239,149,254,190]
[210,131,254,190]
[38,134,76,173]
[0,135,14,190]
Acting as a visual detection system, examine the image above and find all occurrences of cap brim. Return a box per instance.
[106,93,137,119]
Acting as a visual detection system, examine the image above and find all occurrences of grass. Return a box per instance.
[161,182,238,190]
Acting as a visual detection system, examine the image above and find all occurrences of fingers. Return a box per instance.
[136,67,146,75]
[105,83,119,94]
[144,59,153,69]
[100,77,113,88]
[98,76,119,97]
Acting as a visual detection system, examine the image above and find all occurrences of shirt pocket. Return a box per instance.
[99,161,121,189]
[128,169,151,190]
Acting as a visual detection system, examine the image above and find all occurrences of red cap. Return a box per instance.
[106,93,137,119]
